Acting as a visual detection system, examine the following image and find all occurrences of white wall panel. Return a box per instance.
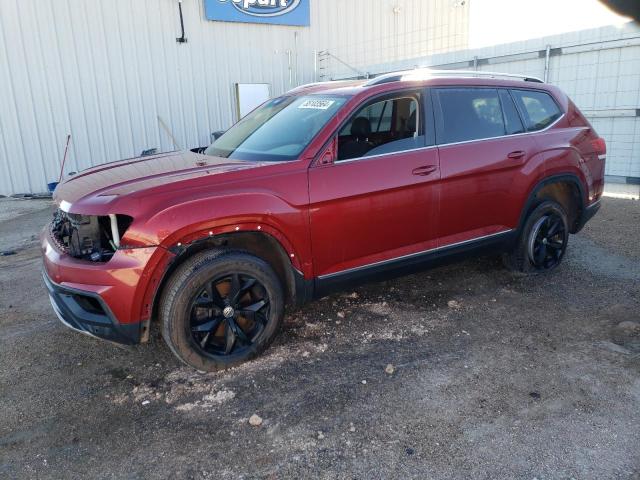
[335,22,640,180]
[0,0,471,194]
[0,1,637,194]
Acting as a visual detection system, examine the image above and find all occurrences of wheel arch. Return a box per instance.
[517,173,587,235]
[148,229,311,330]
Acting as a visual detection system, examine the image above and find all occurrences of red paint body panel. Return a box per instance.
[42,75,605,332]
[309,148,440,277]
[41,230,171,324]
[437,134,539,245]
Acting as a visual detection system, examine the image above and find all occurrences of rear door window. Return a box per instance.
[435,88,506,144]
[510,89,562,131]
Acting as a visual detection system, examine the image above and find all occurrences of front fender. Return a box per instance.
[133,192,312,275]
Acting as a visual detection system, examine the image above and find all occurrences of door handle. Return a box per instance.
[507,150,526,160]
[412,165,437,176]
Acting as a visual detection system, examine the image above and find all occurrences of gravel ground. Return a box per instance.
[1,197,639,479]
[0,198,54,254]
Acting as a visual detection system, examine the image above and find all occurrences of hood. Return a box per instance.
[54,150,271,211]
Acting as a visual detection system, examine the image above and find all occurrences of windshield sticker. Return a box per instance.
[298,99,335,110]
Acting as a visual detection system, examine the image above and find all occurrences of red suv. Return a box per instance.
[42,70,606,371]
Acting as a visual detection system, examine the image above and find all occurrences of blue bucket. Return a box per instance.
[47,182,59,193]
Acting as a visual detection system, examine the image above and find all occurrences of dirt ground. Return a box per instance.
[1,197,639,479]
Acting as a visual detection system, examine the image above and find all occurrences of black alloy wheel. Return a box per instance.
[527,212,567,270]
[189,273,270,357]
[160,249,284,371]
[502,200,570,274]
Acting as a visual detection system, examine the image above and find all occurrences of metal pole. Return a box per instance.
[58,134,71,183]
[157,115,181,151]
[294,32,299,86]
[543,45,551,82]
[314,50,318,82]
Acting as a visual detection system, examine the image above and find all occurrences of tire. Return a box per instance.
[159,249,284,371]
[502,200,569,274]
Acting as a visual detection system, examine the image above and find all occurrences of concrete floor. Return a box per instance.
[0,195,639,479]
[603,182,640,200]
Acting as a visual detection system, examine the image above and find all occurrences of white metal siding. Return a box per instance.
[0,0,469,195]
[0,0,308,194]
[336,23,640,180]
[1,1,637,194]
[312,0,469,79]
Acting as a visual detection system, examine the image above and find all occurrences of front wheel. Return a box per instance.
[159,249,284,371]
[503,200,569,274]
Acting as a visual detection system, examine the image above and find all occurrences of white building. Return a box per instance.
[0,0,637,194]
[336,22,640,185]
[0,0,470,195]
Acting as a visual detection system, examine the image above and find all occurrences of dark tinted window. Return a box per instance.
[436,88,506,143]
[499,90,525,135]
[510,89,562,131]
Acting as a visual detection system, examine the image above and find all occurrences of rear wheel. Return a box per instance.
[160,249,284,371]
[503,200,569,274]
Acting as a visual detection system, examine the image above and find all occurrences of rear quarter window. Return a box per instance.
[510,89,562,131]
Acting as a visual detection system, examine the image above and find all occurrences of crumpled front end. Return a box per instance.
[42,210,171,345]
[43,270,142,345]
[49,209,133,263]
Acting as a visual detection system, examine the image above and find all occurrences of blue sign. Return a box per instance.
[204,0,310,26]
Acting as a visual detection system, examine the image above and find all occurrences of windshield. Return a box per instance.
[204,95,347,161]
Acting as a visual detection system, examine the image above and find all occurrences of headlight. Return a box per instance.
[50,210,133,262]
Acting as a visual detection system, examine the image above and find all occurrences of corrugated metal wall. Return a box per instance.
[0,0,469,195]
[334,22,640,182]
[313,0,469,79]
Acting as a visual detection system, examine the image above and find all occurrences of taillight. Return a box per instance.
[591,137,606,156]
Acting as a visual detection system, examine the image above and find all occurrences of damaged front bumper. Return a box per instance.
[43,270,142,345]
[41,223,167,345]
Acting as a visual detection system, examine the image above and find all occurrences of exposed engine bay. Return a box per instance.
[50,210,131,262]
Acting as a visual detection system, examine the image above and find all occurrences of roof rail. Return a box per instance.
[364,69,544,86]
[287,79,361,94]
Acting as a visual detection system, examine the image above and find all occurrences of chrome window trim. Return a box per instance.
[317,229,514,280]
[333,144,437,165]
[327,113,565,166]
[435,113,565,149]
[323,85,565,166]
